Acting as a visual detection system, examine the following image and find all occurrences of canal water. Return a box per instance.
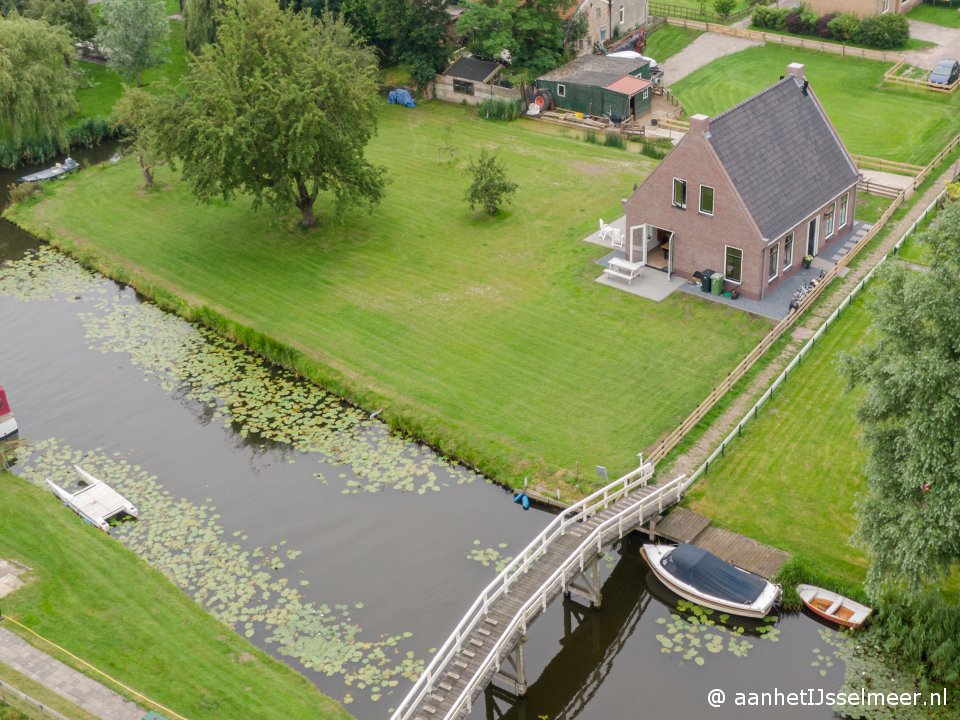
[1,153,856,719]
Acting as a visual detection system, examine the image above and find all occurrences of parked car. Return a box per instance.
[928,59,960,86]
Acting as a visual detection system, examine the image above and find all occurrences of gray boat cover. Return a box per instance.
[661,544,767,605]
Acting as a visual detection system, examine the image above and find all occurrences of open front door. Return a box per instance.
[667,232,675,280]
[628,224,648,264]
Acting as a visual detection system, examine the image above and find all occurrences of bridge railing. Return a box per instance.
[446,473,686,719]
[389,460,659,720]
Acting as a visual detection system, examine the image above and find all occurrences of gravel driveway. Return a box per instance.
[660,33,760,86]
[905,19,960,69]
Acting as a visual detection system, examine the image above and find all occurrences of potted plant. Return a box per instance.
[802,254,814,269]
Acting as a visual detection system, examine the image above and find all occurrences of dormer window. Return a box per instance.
[673,178,687,209]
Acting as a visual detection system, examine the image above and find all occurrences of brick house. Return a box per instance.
[623,63,860,301]
[571,0,648,55]
[805,0,918,18]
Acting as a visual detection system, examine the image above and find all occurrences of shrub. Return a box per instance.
[815,12,836,38]
[858,12,909,49]
[784,4,817,34]
[603,133,626,150]
[713,0,736,19]
[752,5,789,29]
[827,12,860,42]
[477,98,523,121]
[6,182,42,208]
[67,116,115,147]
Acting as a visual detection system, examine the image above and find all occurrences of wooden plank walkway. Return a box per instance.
[399,474,683,720]
[652,507,790,580]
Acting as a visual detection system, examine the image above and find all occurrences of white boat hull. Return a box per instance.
[0,414,17,440]
[642,544,781,619]
[797,584,871,628]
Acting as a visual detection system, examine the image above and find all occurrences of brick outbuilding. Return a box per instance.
[624,63,860,300]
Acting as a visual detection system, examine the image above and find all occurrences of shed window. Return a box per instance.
[557,84,566,98]
[619,4,625,23]
[768,244,779,281]
[699,185,714,215]
[453,79,474,95]
[672,178,686,209]
[725,246,743,284]
[642,88,649,99]
[783,232,794,269]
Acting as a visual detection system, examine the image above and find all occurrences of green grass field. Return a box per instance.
[653,0,751,20]
[645,25,703,62]
[9,102,771,493]
[75,20,187,122]
[670,45,960,164]
[687,293,875,585]
[855,193,894,225]
[908,2,960,27]
[0,472,349,720]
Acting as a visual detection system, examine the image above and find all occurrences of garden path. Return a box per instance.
[0,628,143,720]
[660,33,760,85]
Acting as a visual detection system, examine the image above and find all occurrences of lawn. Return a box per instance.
[670,44,960,165]
[74,20,187,122]
[908,2,960,27]
[0,662,101,720]
[686,292,875,586]
[9,101,771,493]
[652,0,751,20]
[0,473,350,720]
[855,193,894,225]
[645,25,703,63]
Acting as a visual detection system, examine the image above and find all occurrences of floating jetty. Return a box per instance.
[47,465,138,532]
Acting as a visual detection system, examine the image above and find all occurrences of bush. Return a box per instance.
[784,4,817,35]
[858,12,909,49]
[713,0,736,19]
[477,98,523,121]
[752,4,789,29]
[67,116,115,147]
[814,12,836,38]
[6,182,42,208]
[827,12,860,42]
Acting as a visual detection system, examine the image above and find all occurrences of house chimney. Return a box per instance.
[786,63,806,80]
[688,113,710,135]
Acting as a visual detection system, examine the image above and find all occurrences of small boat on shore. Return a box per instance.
[0,385,17,441]
[47,465,138,532]
[642,543,782,619]
[16,157,79,183]
[797,584,872,629]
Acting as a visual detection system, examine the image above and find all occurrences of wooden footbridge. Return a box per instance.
[390,460,687,720]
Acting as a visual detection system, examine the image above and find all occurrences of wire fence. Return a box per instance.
[0,679,72,720]
[679,187,948,493]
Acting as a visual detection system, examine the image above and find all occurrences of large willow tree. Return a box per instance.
[0,15,76,148]
[173,0,385,227]
[844,199,960,596]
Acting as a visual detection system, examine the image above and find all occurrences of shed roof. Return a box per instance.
[538,55,648,87]
[707,75,859,241]
[605,75,652,96]
[443,56,501,83]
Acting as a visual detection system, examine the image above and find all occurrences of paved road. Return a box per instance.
[661,32,760,86]
[0,627,143,720]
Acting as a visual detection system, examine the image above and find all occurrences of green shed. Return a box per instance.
[535,55,653,121]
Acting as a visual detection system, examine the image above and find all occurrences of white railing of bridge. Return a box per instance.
[389,461,685,720]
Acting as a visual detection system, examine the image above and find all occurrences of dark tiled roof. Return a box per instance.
[538,55,648,87]
[708,76,859,241]
[443,57,500,82]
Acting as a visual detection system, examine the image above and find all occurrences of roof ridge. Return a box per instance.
[710,76,798,125]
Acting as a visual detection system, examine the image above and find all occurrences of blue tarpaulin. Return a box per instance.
[388,89,416,108]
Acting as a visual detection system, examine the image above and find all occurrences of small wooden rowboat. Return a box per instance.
[797,584,872,629]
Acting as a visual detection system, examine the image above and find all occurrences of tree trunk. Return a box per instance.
[139,156,153,188]
[298,199,316,228]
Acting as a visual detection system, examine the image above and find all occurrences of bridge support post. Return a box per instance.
[565,553,602,608]
[647,514,661,541]
[494,638,527,697]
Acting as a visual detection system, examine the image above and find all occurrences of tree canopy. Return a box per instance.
[112,84,174,188]
[171,0,386,227]
[95,0,170,85]
[458,0,580,78]
[465,148,517,215]
[0,15,76,147]
[24,0,95,40]
[843,199,960,596]
[184,0,219,53]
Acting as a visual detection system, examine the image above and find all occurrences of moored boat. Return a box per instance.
[0,385,18,440]
[642,543,781,619]
[797,584,871,629]
[16,157,79,183]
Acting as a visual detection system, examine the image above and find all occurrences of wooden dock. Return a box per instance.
[653,507,789,579]
[391,465,687,720]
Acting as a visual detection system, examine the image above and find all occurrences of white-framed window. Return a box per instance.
[824,203,835,239]
[642,88,649,99]
[783,231,794,269]
[673,178,687,209]
[768,243,779,281]
[595,7,601,19]
[619,4,625,23]
[881,0,889,12]
[557,84,566,98]
[699,185,714,216]
[839,193,848,227]
[453,79,474,95]
[725,246,743,284]
[600,26,607,41]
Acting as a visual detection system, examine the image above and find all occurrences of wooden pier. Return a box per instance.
[390,463,686,720]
